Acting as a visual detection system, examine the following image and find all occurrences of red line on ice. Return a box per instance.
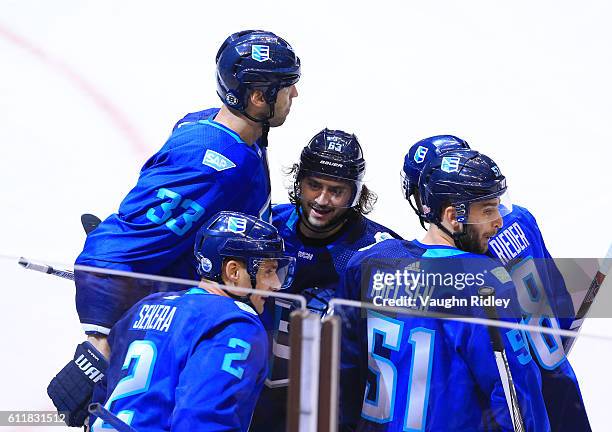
[0,24,150,156]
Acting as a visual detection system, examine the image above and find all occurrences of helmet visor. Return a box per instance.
[297,170,364,209]
[250,256,296,290]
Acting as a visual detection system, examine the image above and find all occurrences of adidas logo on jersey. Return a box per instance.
[75,355,105,383]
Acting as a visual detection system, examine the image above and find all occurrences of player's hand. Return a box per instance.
[47,341,108,427]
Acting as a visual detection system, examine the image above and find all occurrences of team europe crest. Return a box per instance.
[413,145,429,164]
[252,45,270,62]
[227,216,247,234]
[441,156,461,173]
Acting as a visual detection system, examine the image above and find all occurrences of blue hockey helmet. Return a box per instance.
[418,149,511,227]
[296,128,366,208]
[401,135,471,201]
[194,211,295,290]
[216,30,301,118]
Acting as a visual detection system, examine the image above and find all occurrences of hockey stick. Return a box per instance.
[563,243,612,354]
[18,257,75,280]
[18,213,101,281]
[479,286,526,432]
[89,403,138,432]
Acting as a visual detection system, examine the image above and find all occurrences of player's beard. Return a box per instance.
[301,201,348,233]
[457,224,492,254]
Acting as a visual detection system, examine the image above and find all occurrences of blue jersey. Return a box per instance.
[488,205,590,431]
[338,239,551,432]
[250,205,401,432]
[488,205,574,325]
[75,108,271,332]
[90,288,268,432]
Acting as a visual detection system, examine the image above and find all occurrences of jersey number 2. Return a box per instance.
[91,341,157,431]
[221,338,252,380]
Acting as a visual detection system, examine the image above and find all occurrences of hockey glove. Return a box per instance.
[47,341,108,427]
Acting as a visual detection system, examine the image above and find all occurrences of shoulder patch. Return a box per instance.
[491,266,512,284]
[374,231,394,242]
[234,301,257,315]
[203,149,236,172]
[358,231,394,252]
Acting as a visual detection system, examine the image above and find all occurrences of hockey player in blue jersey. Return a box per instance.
[338,149,551,431]
[249,129,401,431]
[402,135,575,325]
[47,30,300,427]
[87,211,296,431]
[401,136,590,431]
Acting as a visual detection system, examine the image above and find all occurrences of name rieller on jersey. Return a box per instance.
[489,221,530,265]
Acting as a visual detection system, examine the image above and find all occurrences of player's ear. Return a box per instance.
[222,259,242,286]
[443,205,460,230]
[248,89,267,109]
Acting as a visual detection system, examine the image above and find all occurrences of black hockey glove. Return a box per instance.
[47,341,108,427]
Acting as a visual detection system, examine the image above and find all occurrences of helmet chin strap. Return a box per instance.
[242,103,275,148]
[214,273,255,309]
[434,221,470,250]
[219,275,257,306]
[407,193,428,231]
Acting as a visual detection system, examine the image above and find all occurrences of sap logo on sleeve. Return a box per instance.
[252,45,270,62]
[203,149,236,171]
[441,156,460,173]
[228,216,247,234]
[413,146,429,164]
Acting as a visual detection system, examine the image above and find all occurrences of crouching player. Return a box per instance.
[339,150,550,430]
[87,211,295,431]
[402,135,590,431]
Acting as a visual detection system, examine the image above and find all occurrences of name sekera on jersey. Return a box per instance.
[488,221,530,265]
[131,303,177,332]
